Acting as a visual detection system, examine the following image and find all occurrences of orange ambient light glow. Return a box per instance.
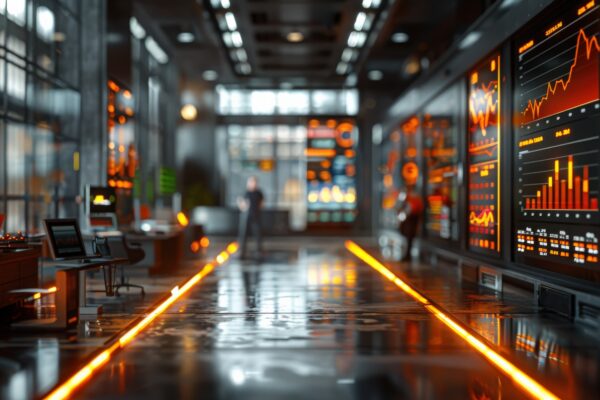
[344,240,560,400]
[43,243,238,400]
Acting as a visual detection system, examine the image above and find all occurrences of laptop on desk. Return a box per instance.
[43,219,107,262]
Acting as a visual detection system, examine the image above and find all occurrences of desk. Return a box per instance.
[0,248,41,309]
[11,257,128,330]
[127,231,184,274]
[54,257,129,314]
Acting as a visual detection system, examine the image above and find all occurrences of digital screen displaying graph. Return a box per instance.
[468,53,501,255]
[514,0,600,270]
[516,119,600,222]
[423,84,459,241]
[516,1,599,132]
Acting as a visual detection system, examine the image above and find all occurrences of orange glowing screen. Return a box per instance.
[43,243,239,400]
[345,241,559,400]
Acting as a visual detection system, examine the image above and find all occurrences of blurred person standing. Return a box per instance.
[237,176,264,260]
[397,188,423,262]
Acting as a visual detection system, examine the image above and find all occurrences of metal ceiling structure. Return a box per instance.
[133,0,495,89]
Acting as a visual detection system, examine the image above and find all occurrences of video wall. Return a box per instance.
[383,0,600,281]
[514,1,600,271]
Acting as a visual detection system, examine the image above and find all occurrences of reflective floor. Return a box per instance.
[2,239,600,399]
[74,240,599,400]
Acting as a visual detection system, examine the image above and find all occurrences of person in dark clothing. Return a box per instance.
[397,188,423,262]
[238,176,264,259]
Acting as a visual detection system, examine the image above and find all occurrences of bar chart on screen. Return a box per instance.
[516,115,600,223]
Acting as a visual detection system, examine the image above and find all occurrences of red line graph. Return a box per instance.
[521,29,600,124]
[469,80,499,137]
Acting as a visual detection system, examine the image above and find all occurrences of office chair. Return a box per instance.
[100,234,146,295]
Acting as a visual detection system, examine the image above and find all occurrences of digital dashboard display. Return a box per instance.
[399,115,420,189]
[423,84,459,240]
[379,129,401,229]
[514,0,600,269]
[306,119,358,225]
[468,53,501,255]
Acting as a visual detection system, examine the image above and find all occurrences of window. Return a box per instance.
[221,125,308,230]
[216,87,359,116]
[0,0,82,234]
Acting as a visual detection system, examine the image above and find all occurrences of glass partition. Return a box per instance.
[0,0,81,234]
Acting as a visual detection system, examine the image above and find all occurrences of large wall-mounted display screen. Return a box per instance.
[379,129,402,229]
[514,1,600,270]
[423,84,460,241]
[306,119,358,226]
[467,53,502,255]
[399,115,420,189]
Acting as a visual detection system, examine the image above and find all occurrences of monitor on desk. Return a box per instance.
[86,186,118,230]
[43,219,87,260]
[87,186,117,215]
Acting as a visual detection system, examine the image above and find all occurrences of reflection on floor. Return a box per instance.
[2,239,600,399]
[0,251,215,400]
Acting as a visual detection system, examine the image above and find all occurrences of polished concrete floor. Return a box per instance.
[2,239,600,399]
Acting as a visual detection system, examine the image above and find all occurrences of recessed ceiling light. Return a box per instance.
[224,12,237,31]
[231,31,243,47]
[362,0,381,8]
[341,48,357,62]
[210,0,230,8]
[459,31,482,49]
[177,32,195,43]
[180,104,198,121]
[354,12,367,31]
[287,31,304,43]
[202,70,218,81]
[391,32,409,43]
[237,63,251,75]
[367,70,383,81]
[336,62,349,75]
[232,48,247,62]
[347,31,367,48]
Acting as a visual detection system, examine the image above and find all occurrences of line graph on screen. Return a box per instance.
[469,79,499,137]
[520,29,599,125]
[469,209,495,227]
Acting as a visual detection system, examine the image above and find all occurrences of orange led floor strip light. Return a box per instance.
[344,240,560,400]
[43,242,239,400]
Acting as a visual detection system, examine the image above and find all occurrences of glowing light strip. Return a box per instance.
[44,242,239,400]
[344,240,560,400]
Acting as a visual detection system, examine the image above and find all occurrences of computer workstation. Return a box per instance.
[44,218,129,310]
